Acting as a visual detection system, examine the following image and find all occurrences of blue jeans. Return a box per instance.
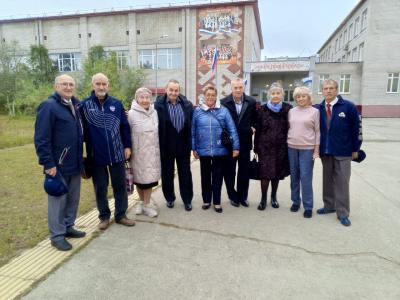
[288,148,314,210]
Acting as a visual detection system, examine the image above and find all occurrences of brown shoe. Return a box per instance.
[116,217,135,227]
[98,219,110,230]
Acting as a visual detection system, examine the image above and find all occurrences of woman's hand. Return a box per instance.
[193,151,199,159]
[232,150,240,158]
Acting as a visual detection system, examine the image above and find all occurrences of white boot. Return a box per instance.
[135,201,144,215]
[143,203,158,218]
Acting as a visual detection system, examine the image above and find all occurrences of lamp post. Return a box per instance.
[155,34,168,98]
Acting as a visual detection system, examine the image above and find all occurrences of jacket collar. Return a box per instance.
[200,99,221,111]
[53,92,78,105]
[321,95,344,106]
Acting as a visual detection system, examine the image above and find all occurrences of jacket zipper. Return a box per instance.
[209,111,213,156]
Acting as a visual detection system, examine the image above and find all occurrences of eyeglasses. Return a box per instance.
[59,82,75,87]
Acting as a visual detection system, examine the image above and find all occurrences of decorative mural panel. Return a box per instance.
[196,6,244,103]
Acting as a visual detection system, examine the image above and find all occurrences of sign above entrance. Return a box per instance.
[250,60,310,72]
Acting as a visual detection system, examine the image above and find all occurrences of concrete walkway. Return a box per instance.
[23,119,400,300]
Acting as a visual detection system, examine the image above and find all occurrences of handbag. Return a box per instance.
[209,111,233,149]
[249,154,260,180]
[125,161,134,195]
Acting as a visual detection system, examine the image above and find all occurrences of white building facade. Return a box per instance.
[315,0,400,117]
[0,0,263,104]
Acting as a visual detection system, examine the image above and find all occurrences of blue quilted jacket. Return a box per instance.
[192,101,239,157]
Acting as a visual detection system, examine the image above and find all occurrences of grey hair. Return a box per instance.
[293,86,312,102]
[165,79,180,87]
[230,78,245,86]
[91,73,109,84]
[267,82,284,101]
[134,87,153,101]
[322,79,338,89]
[54,74,75,85]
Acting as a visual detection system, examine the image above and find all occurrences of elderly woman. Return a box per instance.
[128,87,161,218]
[254,82,292,210]
[287,86,320,218]
[192,85,240,213]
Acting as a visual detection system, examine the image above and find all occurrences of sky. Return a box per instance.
[0,0,360,59]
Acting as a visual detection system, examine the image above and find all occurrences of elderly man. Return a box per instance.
[221,78,257,207]
[155,79,194,211]
[34,74,85,251]
[80,73,135,230]
[317,79,362,226]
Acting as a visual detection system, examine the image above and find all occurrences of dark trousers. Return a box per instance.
[223,149,251,202]
[200,156,226,205]
[161,154,193,204]
[92,162,128,222]
[321,155,351,218]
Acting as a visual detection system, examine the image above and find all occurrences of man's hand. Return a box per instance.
[193,151,199,159]
[124,148,132,160]
[232,150,239,158]
[45,167,57,177]
[351,151,358,160]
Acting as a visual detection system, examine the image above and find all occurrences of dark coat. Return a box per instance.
[154,94,193,158]
[220,93,257,151]
[254,102,292,180]
[34,92,83,176]
[317,95,362,156]
[80,91,131,166]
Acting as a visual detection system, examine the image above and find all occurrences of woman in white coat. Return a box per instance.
[128,87,161,217]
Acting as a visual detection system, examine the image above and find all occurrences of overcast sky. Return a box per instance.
[0,0,360,59]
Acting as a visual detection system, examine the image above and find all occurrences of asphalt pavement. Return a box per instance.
[23,118,400,300]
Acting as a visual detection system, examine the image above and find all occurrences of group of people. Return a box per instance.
[34,73,362,252]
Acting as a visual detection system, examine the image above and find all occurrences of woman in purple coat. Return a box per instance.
[254,82,292,210]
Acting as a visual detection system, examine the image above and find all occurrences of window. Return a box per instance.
[352,47,358,62]
[354,17,360,37]
[342,55,346,62]
[343,29,348,44]
[358,43,364,61]
[156,48,182,69]
[116,51,129,70]
[335,39,338,53]
[318,74,330,94]
[50,53,81,72]
[387,73,399,93]
[348,23,353,41]
[339,34,343,50]
[340,74,351,94]
[361,9,368,30]
[138,49,155,69]
[138,48,182,70]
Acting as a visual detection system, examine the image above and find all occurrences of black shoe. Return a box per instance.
[290,204,300,212]
[202,203,211,210]
[303,210,313,218]
[214,206,223,213]
[257,200,266,211]
[66,227,86,238]
[51,238,72,251]
[230,200,240,207]
[271,196,279,209]
[240,200,249,207]
[184,203,192,211]
[166,201,174,208]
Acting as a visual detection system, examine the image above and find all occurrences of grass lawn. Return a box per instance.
[0,115,36,149]
[0,115,100,267]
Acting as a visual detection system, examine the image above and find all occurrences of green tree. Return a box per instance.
[0,41,27,116]
[78,45,145,109]
[28,45,58,87]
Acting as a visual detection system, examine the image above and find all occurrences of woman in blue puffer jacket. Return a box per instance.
[192,85,240,213]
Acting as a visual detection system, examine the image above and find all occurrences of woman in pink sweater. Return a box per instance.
[287,86,320,218]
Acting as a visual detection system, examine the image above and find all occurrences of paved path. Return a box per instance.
[23,119,400,300]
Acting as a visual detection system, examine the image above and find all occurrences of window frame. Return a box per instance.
[387,72,400,93]
[339,74,351,94]
[318,74,330,94]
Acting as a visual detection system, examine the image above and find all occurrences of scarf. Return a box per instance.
[266,100,282,113]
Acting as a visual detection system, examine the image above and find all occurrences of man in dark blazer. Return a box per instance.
[155,79,194,211]
[317,79,362,227]
[221,78,257,207]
